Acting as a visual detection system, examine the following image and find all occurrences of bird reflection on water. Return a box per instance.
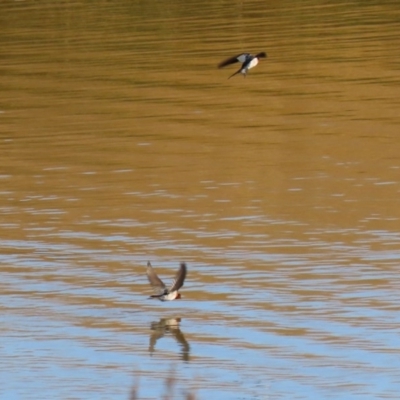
[149,318,190,362]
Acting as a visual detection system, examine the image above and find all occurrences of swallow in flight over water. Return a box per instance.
[146,261,187,301]
[218,52,267,79]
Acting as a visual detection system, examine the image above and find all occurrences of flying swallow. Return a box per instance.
[218,52,267,79]
[146,261,187,301]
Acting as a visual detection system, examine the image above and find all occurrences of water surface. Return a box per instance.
[1,0,400,399]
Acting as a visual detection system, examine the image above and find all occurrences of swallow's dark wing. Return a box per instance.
[146,261,166,295]
[169,263,187,292]
[218,53,250,69]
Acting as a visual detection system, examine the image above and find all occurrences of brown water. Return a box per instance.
[2,1,400,399]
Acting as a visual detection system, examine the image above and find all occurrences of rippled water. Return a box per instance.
[1,0,400,399]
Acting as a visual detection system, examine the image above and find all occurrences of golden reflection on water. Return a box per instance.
[1,0,400,399]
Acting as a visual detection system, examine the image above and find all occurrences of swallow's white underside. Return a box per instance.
[161,291,179,301]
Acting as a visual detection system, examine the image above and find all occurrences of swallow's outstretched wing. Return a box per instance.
[218,53,250,69]
[169,263,187,292]
[146,261,166,295]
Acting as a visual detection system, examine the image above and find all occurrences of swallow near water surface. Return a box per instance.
[218,52,267,79]
[146,261,187,301]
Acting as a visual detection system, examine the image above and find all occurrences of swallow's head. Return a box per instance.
[175,293,182,300]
